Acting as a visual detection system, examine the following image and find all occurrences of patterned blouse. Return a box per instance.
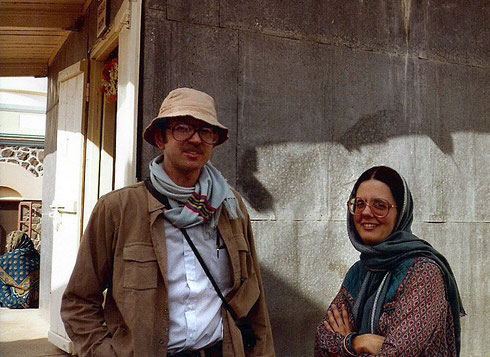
[314,258,456,356]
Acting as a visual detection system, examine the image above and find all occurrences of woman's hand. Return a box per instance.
[323,304,353,337]
[352,334,385,355]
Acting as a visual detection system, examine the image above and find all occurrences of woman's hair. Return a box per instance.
[352,166,405,210]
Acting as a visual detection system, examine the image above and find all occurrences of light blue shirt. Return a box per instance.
[164,208,233,353]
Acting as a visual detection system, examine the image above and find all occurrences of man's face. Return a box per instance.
[155,117,215,186]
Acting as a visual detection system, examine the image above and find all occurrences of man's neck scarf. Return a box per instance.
[149,154,241,229]
[347,172,466,355]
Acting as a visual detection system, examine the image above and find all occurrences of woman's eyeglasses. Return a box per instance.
[347,197,397,219]
[167,123,219,145]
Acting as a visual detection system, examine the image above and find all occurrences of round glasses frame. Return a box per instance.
[347,197,397,219]
[166,123,219,145]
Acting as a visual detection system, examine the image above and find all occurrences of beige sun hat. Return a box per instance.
[143,87,229,146]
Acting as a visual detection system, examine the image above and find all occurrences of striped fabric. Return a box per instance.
[185,192,217,222]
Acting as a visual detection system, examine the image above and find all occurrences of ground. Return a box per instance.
[0,308,70,357]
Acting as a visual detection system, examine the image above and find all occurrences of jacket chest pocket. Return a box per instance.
[123,243,158,290]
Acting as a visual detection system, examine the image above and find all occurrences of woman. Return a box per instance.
[314,166,465,356]
[0,231,40,308]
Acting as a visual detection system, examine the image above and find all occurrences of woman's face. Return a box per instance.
[353,179,398,246]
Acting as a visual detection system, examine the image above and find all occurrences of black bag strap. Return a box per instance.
[144,178,240,322]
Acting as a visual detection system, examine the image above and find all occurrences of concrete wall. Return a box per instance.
[140,1,489,356]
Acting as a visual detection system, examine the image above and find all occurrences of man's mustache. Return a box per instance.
[182,145,204,154]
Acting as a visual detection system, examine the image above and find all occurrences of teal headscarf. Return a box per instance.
[347,166,466,355]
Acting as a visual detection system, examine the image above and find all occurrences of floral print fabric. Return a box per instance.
[314,258,456,356]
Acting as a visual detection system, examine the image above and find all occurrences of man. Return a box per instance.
[61,88,275,357]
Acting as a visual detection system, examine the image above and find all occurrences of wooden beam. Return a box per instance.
[0,49,54,58]
[48,31,70,64]
[0,3,83,29]
[0,1,87,76]
[0,1,85,3]
[0,35,63,45]
[0,28,69,35]
[0,3,83,12]
[0,61,48,77]
[0,15,77,30]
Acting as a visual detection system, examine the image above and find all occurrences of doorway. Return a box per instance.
[83,48,119,228]
[45,0,141,352]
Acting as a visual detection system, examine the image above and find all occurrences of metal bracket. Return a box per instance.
[85,82,90,102]
[50,201,77,214]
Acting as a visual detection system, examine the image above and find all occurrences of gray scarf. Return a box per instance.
[348,172,465,355]
[149,154,242,229]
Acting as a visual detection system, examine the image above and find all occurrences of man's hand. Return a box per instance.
[352,333,385,355]
[323,304,353,337]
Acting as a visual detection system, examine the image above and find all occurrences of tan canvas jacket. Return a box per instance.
[61,182,275,357]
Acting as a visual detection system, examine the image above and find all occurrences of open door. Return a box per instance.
[47,60,87,354]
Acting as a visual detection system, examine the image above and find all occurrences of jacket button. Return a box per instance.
[159,338,164,344]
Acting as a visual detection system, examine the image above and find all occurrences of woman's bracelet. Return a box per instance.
[342,332,359,357]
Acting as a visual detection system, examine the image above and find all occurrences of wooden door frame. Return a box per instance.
[83,0,141,228]
[83,0,141,229]
[90,0,141,190]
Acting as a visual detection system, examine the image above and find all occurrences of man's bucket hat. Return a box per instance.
[143,87,229,146]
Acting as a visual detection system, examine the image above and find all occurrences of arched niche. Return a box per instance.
[0,162,42,200]
[0,186,21,199]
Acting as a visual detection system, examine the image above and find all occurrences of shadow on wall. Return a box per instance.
[261,266,325,356]
[238,104,489,211]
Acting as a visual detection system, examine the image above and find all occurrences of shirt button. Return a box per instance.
[159,339,164,344]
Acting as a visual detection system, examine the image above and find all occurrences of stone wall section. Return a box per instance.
[18,202,42,253]
[0,145,44,177]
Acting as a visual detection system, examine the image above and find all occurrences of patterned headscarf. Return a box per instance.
[347,166,466,355]
[0,231,40,308]
[6,230,33,252]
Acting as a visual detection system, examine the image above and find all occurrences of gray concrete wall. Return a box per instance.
[140,1,489,356]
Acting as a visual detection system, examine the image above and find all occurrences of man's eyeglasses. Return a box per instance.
[167,123,219,145]
[347,197,397,219]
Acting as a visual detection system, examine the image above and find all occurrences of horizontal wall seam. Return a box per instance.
[160,18,489,70]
